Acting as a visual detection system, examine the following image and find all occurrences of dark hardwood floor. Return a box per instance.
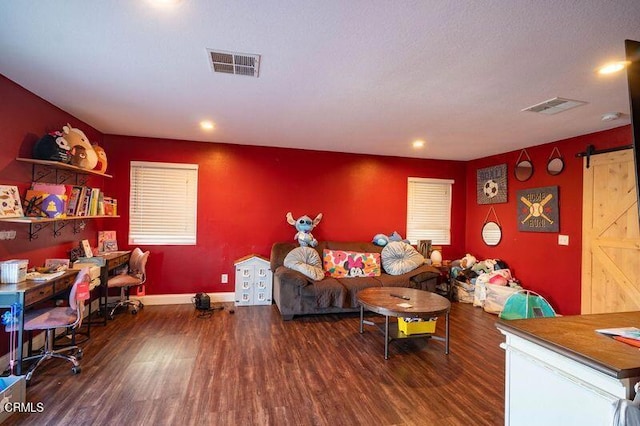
[5,301,505,425]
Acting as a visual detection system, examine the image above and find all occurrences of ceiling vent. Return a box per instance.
[207,49,260,77]
[521,97,588,115]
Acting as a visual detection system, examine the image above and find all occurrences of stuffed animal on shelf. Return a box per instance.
[32,131,72,163]
[286,212,323,247]
[70,145,90,169]
[92,144,108,173]
[61,124,98,170]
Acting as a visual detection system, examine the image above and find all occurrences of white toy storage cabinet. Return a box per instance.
[234,254,272,306]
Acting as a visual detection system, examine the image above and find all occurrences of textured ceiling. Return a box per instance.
[1,1,639,160]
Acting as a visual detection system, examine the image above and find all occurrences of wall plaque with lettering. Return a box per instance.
[477,164,507,204]
[517,186,559,232]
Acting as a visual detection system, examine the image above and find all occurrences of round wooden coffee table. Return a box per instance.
[357,287,451,359]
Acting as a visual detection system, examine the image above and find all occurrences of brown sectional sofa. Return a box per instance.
[271,241,441,320]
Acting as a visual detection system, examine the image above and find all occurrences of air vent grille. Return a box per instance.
[521,97,588,115]
[207,49,260,78]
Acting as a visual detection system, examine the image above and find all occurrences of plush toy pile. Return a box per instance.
[450,253,523,314]
[32,124,108,174]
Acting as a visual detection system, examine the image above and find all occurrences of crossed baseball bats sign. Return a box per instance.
[520,193,554,224]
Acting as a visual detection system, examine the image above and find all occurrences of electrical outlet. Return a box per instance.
[221,274,228,284]
[558,235,569,246]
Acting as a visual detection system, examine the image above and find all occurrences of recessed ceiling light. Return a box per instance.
[200,121,215,131]
[413,140,425,148]
[597,61,629,75]
[148,0,183,7]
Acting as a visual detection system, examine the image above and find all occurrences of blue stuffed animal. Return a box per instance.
[372,231,410,246]
[286,212,323,247]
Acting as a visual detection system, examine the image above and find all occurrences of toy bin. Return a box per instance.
[398,317,437,335]
[0,375,26,423]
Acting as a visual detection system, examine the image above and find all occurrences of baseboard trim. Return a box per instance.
[135,292,235,306]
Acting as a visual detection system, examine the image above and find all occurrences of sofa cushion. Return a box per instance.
[381,242,425,275]
[323,249,381,278]
[337,277,381,307]
[300,277,348,308]
[284,247,325,281]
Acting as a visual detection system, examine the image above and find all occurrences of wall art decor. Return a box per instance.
[517,186,559,232]
[0,185,24,218]
[477,164,507,204]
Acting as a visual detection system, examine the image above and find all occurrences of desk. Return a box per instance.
[82,250,131,325]
[0,270,79,375]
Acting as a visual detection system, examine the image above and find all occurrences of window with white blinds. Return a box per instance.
[129,161,198,245]
[406,177,454,245]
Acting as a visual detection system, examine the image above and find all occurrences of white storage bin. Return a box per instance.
[1,259,28,284]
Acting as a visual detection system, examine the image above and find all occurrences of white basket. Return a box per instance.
[0,259,28,283]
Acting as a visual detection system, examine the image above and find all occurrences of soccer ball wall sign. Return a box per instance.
[483,180,499,198]
[477,164,507,204]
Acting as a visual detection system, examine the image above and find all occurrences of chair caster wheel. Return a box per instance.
[76,349,83,360]
[71,366,81,374]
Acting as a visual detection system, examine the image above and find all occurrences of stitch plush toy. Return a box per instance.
[286,212,323,247]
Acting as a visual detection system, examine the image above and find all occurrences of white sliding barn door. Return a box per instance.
[581,149,640,313]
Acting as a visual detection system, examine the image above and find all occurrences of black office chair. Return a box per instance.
[107,248,149,318]
[6,269,90,381]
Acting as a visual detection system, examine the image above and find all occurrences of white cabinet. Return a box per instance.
[497,319,640,426]
[234,255,272,306]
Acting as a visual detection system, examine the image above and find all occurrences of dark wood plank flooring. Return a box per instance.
[5,301,505,425]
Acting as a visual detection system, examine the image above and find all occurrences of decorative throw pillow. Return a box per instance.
[323,249,381,278]
[284,247,325,281]
[381,241,425,275]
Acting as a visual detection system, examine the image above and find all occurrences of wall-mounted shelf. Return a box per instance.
[16,157,112,185]
[0,215,120,240]
[7,157,118,240]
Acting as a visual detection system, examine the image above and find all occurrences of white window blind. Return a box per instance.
[406,177,453,245]
[129,161,198,245]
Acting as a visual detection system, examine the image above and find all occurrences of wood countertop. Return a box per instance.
[496,311,640,379]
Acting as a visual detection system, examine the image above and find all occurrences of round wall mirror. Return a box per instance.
[547,157,564,175]
[482,221,502,246]
[514,160,534,182]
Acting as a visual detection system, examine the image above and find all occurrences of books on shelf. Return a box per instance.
[65,185,83,216]
[103,197,117,216]
[0,185,24,218]
[23,183,67,218]
[10,182,116,221]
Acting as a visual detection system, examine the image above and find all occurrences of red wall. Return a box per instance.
[0,75,107,358]
[465,125,631,315]
[102,136,467,295]
[0,75,105,265]
[2,72,633,316]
